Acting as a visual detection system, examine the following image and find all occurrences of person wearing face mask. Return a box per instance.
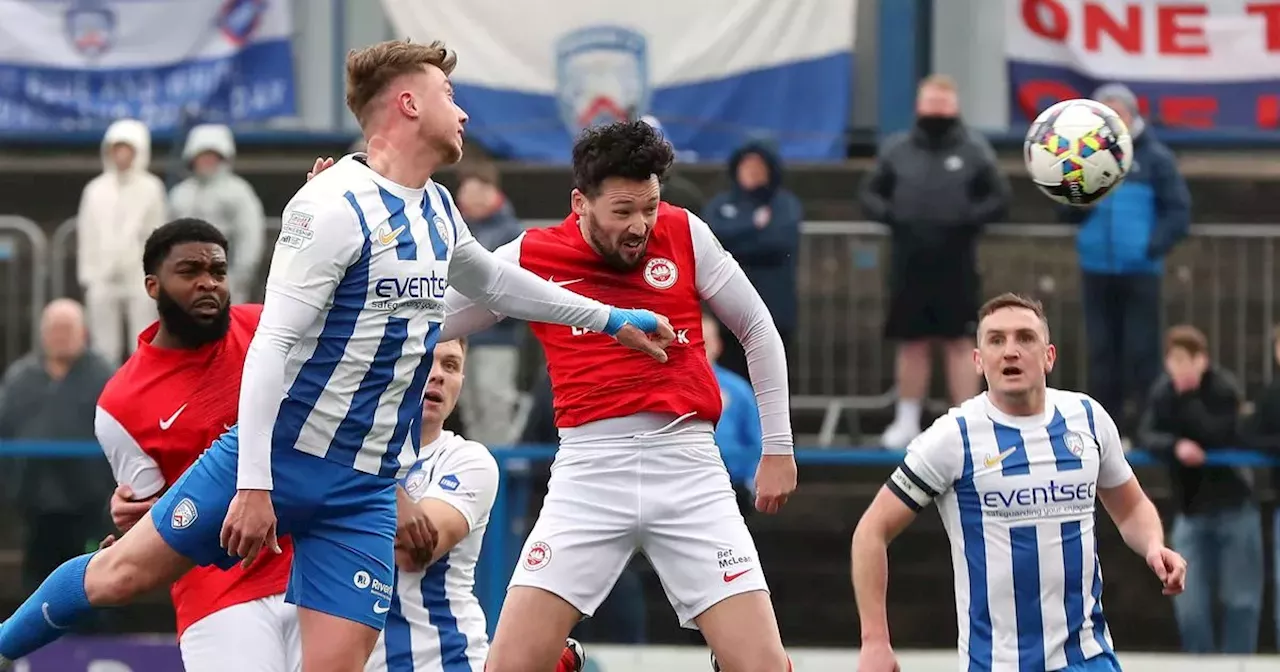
[861,74,1011,449]
[77,118,169,367]
[702,138,803,379]
[169,124,266,304]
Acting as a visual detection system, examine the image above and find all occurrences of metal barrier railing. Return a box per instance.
[0,216,47,368]
[32,218,1280,440]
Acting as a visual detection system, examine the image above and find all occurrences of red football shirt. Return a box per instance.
[517,203,723,427]
[95,304,293,637]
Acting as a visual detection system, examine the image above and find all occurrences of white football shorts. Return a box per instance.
[178,593,301,672]
[509,415,768,628]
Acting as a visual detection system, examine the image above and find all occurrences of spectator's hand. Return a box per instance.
[1175,438,1205,467]
[1145,545,1187,596]
[306,157,335,182]
[396,486,438,571]
[110,484,158,534]
[754,454,797,514]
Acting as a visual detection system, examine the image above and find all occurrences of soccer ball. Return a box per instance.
[1024,99,1133,207]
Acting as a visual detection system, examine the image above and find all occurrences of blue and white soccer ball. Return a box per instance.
[1024,98,1134,207]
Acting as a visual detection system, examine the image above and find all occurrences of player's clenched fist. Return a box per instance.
[857,640,901,672]
[606,308,675,363]
[220,489,282,569]
[110,484,158,533]
[396,485,439,571]
[1146,545,1188,596]
[754,454,797,514]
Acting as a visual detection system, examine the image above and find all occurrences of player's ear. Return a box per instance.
[144,274,159,301]
[1044,343,1057,374]
[571,189,587,217]
[398,90,419,120]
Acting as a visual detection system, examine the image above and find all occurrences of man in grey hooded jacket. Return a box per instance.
[169,124,266,302]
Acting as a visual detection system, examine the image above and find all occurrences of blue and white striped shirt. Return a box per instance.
[237,154,612,489]
[368,431,499,672]
[888,389,1134,672]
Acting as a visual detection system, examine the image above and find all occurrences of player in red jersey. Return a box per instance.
[444,122,797,672]
[94,218,300,672]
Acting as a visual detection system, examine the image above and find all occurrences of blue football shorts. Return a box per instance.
[150,427,398,631]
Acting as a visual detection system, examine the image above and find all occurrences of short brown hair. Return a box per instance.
[1165,325,1208,357]
[456,160,500,189]
[345,39,457,126]
[977,293,1049,337]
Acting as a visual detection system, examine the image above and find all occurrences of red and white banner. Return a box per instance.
[1006,0,1280,130]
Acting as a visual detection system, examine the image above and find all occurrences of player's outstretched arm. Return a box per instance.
[449,223,674,361]
[690,211,794,511]
[851,487,918,672]
[1094,400,1186,595]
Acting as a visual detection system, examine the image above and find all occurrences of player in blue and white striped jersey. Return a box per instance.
[851,293,1187,672]
[366,338,584,672]
[0,40,666,672]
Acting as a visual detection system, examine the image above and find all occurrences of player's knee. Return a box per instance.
[83,547,157,605]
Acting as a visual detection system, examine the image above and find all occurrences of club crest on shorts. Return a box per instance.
[353,570,372,590]
[554,26,651,135]
[1064,430,1088,456]
[643,257,678,290]
[171,498,198,530]
[523,541,552,571]
[64,0,116,59]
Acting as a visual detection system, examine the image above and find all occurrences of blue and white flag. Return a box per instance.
[0,0,295,133]
[381,0,857,161]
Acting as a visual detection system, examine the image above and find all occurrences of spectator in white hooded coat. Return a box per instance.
[77,118,167,367]
[168,124,266,302]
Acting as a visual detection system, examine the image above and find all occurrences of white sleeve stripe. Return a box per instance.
[94,406,165,499]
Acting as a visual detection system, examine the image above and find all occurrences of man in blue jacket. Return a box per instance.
[702,139,802,379]
[1063,83,1192,435]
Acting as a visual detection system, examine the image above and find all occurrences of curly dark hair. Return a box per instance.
[143,218,228,275]
[571,121,675,196]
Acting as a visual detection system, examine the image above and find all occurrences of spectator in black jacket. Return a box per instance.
[1241,324,1280,649]
[860,74,1010,448]
[1138,325,1258,654]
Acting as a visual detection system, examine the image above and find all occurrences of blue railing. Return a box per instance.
[1,440,1276,636]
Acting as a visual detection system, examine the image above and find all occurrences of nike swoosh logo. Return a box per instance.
[548,276,584,287]
[984,446,1018,468]
[159,404,188,431]
[377,224,406,245]
[722,569,752,583]
[42,602,68,630]
[373,601,391,615]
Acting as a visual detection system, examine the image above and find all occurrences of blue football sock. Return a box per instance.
[0,552,95,660]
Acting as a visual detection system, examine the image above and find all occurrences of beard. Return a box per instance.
[583,211,647,271]
[157,287,230,348]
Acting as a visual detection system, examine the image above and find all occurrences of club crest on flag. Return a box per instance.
[554,25,651,135]
[64,0,116,58]
[217,0,267,45]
